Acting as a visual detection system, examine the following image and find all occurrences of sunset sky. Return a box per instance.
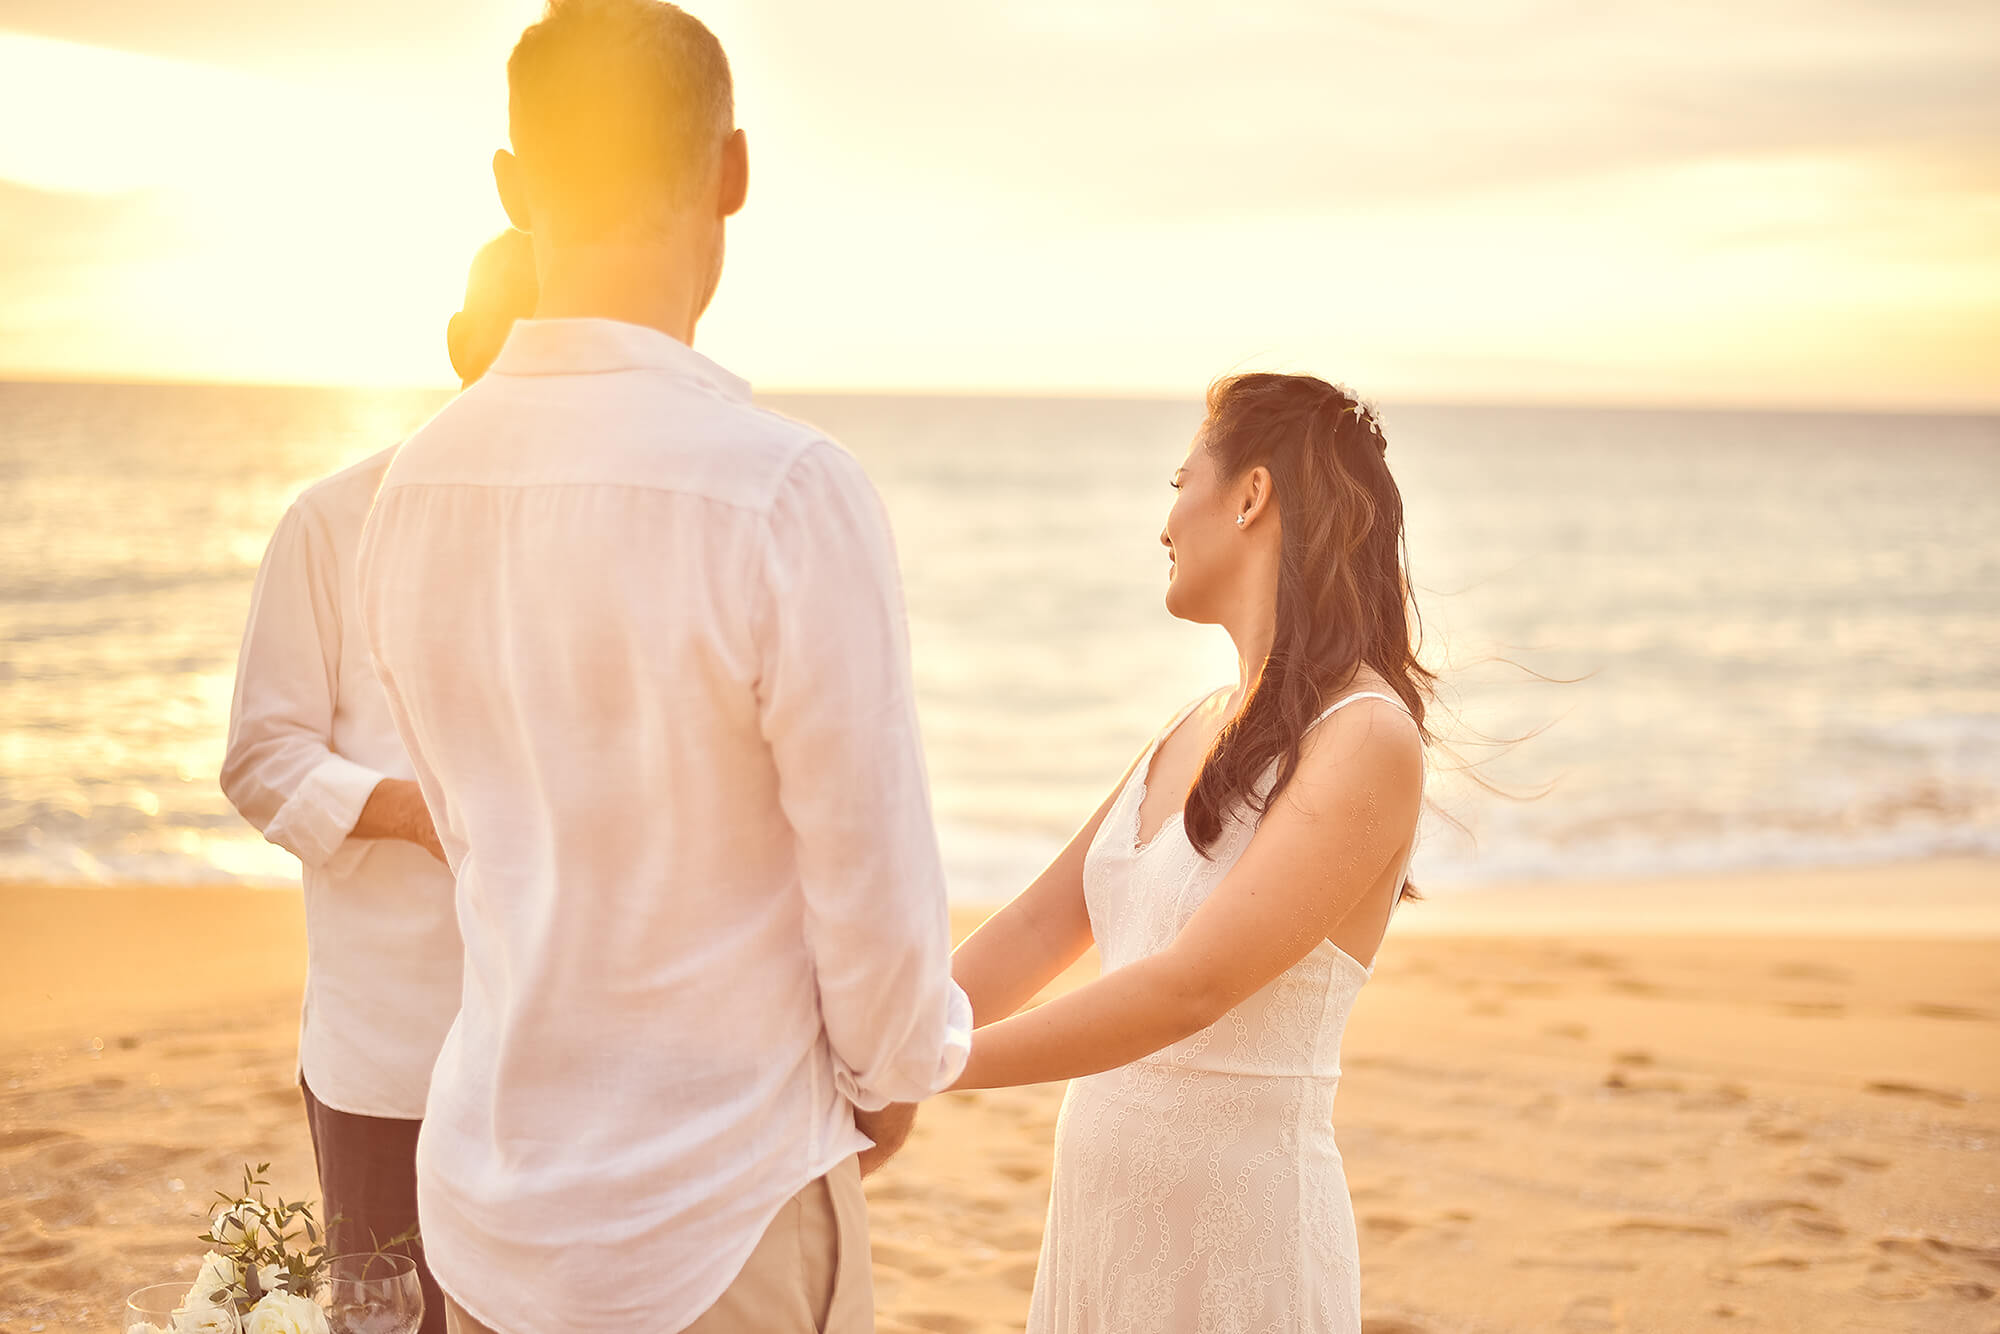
[1,0,1995,406]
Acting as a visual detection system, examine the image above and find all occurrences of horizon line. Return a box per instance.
[3,371,1997,419]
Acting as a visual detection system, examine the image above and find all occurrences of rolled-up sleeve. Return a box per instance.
[221,505,386,870]
[755,441,971,1111]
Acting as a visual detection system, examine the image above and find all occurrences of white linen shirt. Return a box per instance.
[356,318,971,1334]
[221,446,463,1120]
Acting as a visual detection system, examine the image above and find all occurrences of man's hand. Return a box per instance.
[354,778,446,864]
[854,1102,919,1177]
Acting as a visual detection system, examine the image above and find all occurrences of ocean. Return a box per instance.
[3,380,1996,901]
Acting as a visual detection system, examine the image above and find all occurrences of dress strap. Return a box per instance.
[1133,689,1224,780]
[1309,690,1409,728]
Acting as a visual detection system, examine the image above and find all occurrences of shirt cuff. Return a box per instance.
[836,980,974,1113]
[936,979,974,1090]
[264,753,390,870]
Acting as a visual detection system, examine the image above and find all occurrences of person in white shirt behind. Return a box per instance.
[221,227,537,1334]
[354,3,971,1332]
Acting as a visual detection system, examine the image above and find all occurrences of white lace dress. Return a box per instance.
[1026,692,1410,1334]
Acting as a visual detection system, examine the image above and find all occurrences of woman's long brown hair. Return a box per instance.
[1183,373,1434,898]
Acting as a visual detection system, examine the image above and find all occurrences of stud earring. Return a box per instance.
[1235,514,1246,528]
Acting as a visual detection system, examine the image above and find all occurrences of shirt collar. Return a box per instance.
[489,318,752,401]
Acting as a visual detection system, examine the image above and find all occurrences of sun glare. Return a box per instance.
[0,31,510,386]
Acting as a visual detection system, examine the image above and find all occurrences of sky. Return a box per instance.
[0,0,1995,406]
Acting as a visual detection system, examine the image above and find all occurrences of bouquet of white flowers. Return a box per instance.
[130,1164,333,1334]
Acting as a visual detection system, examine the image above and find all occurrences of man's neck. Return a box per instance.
[531,237,707,346]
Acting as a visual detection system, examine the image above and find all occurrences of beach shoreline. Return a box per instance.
[3,859,1996,1332]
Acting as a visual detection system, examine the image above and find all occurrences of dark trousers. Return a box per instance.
[301,1078,447,1334]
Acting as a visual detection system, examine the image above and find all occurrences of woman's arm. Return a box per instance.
[949,700,1423,1091]
[952,751,1145,1029]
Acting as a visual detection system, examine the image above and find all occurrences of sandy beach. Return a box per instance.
[3,863,1997,1333]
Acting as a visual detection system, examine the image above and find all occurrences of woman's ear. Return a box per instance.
[1238,465,1275,529]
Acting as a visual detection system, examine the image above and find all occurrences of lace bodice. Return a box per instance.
[1083,699,1387,1079]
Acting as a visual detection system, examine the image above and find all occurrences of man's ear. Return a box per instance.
[493,149,532,233]
[717,129,748,218]
[446,312,472,385]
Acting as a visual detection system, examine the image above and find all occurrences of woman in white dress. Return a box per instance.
[949,372,1432,1333]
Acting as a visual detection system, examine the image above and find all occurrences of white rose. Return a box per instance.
[185,1250,241,1307]
[207,1201,265,1246]
[172,1302,239,1334]
[256,1263,290,1295]
[243,1291,330,1334]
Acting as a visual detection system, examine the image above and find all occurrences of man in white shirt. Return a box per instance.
[354,3,971,1332]
[222,227,537,1334]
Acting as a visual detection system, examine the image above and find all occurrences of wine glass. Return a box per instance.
[316,1253,424,1334]
[124,1283,242,1334]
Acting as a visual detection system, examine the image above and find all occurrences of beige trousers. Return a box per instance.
[441,1156,874,1334]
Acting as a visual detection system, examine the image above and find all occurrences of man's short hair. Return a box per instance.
[507,0,734,235]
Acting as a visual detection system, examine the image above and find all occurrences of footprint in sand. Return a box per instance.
[1544,1022,1591,1041]
[1778,1001,1846,1018]
[1363,1214,1417,1240]
[1874,1234,2000,1274]
[1863,1080,1970,1107]
[1679,1082,1750,1112]
[0,1235,75,1264]
[1858,1263,1929,1302]
[1909,1002,1993,1021]
[1733,1199,1848,1240]
[1610,1217,1731,1239]
[1747,1116,1809,1144]
[1835,1152,1890,1172]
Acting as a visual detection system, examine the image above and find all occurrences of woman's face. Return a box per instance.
[1161,435,1243,624]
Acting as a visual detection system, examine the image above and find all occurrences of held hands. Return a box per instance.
[854,1101,919,1177]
